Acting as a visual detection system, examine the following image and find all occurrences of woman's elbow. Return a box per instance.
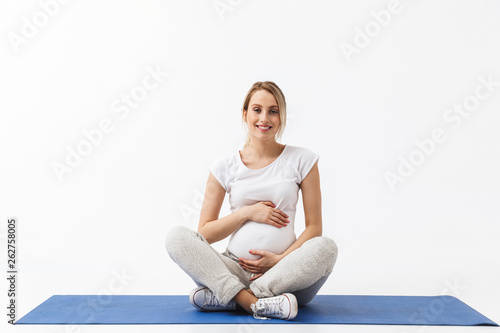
[306,223,322,237]
[198,227,216,244]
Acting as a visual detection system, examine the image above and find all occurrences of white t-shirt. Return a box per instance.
[208,144,320,260]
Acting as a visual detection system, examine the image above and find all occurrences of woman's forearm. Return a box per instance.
[279,224,322,259]
[198,207,249,244]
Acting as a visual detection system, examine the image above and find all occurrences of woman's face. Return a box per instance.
[244,89,281,142]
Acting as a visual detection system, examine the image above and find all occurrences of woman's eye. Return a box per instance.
[253,108,278,113]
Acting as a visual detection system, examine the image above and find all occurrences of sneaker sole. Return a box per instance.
[189,286,237,312]
[282,293,298,320]
[189,287,208,311]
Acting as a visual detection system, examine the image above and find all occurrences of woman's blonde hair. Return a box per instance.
[241,81,287,149]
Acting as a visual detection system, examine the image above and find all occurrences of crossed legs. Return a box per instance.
[165,225,338,311]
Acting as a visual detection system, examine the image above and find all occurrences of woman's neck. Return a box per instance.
[244,141,285,160]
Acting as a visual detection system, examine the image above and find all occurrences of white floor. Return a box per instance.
[5,323,500,333]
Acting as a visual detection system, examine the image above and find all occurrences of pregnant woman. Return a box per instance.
[165,81,338,320]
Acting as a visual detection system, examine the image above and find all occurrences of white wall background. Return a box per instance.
[1,0,499,332]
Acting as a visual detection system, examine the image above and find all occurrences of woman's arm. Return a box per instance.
[279,160,323,258]
[197,172,249,244]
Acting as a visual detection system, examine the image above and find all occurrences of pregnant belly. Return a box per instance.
[227,221,297,260]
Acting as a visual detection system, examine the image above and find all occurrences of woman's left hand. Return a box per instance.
[238,250,283,281]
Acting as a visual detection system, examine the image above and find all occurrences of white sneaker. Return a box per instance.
[250,293,298,320]
[189,286,237,311]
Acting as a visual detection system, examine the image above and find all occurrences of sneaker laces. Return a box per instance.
[251,297,283,320]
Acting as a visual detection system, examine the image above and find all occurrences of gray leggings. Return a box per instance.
[165,225,338,306]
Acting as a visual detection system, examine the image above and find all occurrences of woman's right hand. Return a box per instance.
[243,201,289,228]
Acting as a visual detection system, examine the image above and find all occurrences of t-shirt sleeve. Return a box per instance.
[208,157,228,191]
[297,148,320,184]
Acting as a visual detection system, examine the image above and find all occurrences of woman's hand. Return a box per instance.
[244,201,289,228]
[238,250,284,281]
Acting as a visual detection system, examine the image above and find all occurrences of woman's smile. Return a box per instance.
[256,125,272,132]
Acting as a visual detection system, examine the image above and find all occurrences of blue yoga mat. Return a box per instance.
[16,294,498,325]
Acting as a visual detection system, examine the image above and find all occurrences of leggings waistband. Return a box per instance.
[223,248,239,262]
